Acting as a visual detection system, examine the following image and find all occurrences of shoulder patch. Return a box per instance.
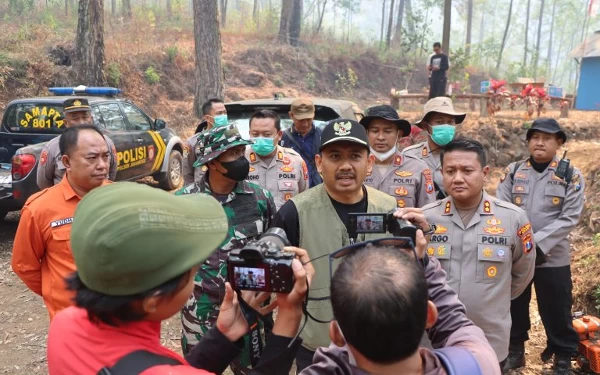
[421,199,444,211]
[40,150,48,166]
[493,197,526,214]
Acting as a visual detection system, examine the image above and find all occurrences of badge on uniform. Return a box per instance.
[281,165,294,172]
[148,145,155,161]
[284,193,292,201]
[277,151,284,161]
[514,196,523,205]
[497,249,506,258]
[201,165,208,172]
[444,201,451,214]
[521,233,533,253]
[51,217,73,228]
[515,172,527,179]
[434,224,448,234]
[302,163,308,180]
[283,156,291,165]
[333,121,352,136]
[249,167,256,172]
[395,187,408,196]
[552,197,561,205]
[397,199,406,208]
[393,155,402,165]
[394,170,413,177]
[427,247,435,256]
[550,160,558,168]
[422,147,428,157]
[484,216,505,235]
[482,248,493,258]
[437,246,446,256]
[500,167,509,182]
[486,266,498,278]
[483,200,491,213]
[249,152,257,163]
[517,223,532,237]
[40,150,48,166]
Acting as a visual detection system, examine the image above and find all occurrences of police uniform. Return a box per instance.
[182,133,206,185]
[422,192,536,361]
[496,156,584,360]
[37,134,118,190]
[402,141,446,199]
[245,145,308,210]
[364,151,436,208]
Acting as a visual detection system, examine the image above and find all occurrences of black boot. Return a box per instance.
[553,355,572,375]
[503,342,526,372]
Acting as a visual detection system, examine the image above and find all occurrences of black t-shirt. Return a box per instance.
[271,187,369,247]
[430,53,449,79]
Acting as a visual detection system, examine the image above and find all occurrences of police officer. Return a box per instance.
[176,124,276,374]
[36,98,117,189]
[360,104,436,208]
[245,109,308,210]
[421,137,535,366]
[496,119,584,375]
[182,98,227,184]
[402,97,465,199]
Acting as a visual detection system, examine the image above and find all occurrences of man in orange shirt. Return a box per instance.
[12,125,111,319]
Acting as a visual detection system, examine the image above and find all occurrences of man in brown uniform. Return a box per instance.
[360,105,436,208]
[422,137,535,366]
[402,97,465,200]
[245,109,308,210]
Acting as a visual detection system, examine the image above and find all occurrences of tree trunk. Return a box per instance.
[546,0,556,77]
[253,0,259,29]
[219,0,228,28]
[288,0,302,46]
[75,0,105,86]
[405,0,414,36]
[465,0,473,56]
[393,0,405,47]
[385,0,395,50]
[523,0,530,68]
[122,0,132,19]
[315,0,327,35]
[478,0,485,44]
[166,0,172,19]
[442,0,451,55]
[496,0,513,70]
[533,0,545,78]
[279,0,292,43]
[193,0,224,119]
[111,0,116,17]
[380,0,386,48]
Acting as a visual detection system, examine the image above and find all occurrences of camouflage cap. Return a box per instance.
[193,124,251,167]
[70,182,228,296]
[63,98,91,113]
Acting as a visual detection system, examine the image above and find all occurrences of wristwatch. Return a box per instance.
[421,223,437,235]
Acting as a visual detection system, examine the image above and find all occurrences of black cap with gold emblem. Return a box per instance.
[63,98,91,113]
[319,119,369,151]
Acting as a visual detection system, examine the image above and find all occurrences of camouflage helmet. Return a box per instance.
[193,124,251,167]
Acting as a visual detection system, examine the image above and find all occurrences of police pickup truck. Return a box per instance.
[0,86,185,219]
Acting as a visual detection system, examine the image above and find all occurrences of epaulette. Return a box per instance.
[421,199,444,211]
[401,143,422,153]
[24,186,54,207]
[285,148,301,157]
[492,196,524,214]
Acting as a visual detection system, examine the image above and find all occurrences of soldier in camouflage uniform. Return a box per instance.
[176,124,276,374]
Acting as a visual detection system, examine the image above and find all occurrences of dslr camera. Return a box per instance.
[348,210,419,242]
[227,227,295,293]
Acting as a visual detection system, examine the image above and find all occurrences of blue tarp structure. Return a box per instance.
[569,31,600,111]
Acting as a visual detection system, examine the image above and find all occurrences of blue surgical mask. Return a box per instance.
[213,114,228,128]
[430,124,456,146]
[251,137,276,156]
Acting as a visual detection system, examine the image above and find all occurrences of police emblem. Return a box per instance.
[482,248,493,258]
[277,151,284,161]
[249,167,256,172]
[422,147,428,157]
[514,196,523,205]
[201,165,208,172]
[281,166,294,172]
[283,156,291,165]
[427,247,435,256]
[437,246,446,256]
[249,152,257,163]
[522,233,533,253]
[425,181,434,194]
[484,226,505,235]
[434,224,448,234]
[73,99,81,107]
[40,150,48,166]
[397,199,406,208]
[487,266,497,278]
[550,160,558,168]
[497,249,506,258]
[483,201,491,213]
[394,170,413,177]
[444,201,451,214]
[148,145,155,161]
[394,155,402,165]
[394,186,409,196]
[333,121,352,136]
[486,217,502,226]
[284,193,293,201]
[552,197,561,205]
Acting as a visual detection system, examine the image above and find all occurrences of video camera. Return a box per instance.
[348,210,419,243]
[227,227,295,293]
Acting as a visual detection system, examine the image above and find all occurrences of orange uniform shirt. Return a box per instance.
[11,176,110,319]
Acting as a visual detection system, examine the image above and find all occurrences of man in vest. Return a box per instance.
[272,119,435,371]
[245,109,308,210]
[360,104,436,208]
[421,137,535,367]
[496,119,584,375]
[402,97,466,200]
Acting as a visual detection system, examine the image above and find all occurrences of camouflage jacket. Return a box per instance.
[176,173,276,364]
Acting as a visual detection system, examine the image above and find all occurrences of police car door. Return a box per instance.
[92,103,136,180]
[119,102,161,178]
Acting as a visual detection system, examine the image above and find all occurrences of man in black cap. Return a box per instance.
[360,104,435,208]
[37,98,117,189]
[272,118,434,371]
[496,118,584,375]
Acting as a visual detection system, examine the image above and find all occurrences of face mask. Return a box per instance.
[219,156,250,181]
[430,124,456,146]
[213,114,229,128]
[370,146,397,162]
[251,137,276,156]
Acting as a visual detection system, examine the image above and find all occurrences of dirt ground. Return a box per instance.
[0,115,598,374]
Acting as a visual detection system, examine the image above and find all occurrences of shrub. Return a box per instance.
[144,66,160,85]
[106,62,121,87]
[166,45,178,63]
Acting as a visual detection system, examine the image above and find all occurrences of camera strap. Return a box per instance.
[235,290,268,368]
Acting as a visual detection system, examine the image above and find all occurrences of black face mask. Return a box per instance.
[219,156,250,181]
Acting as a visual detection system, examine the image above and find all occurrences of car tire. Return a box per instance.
[158,150,183,191]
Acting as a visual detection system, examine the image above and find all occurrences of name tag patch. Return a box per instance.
[51,217,73,228]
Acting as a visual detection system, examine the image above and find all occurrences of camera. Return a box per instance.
[227,227,295,293]
[348,211,418,242]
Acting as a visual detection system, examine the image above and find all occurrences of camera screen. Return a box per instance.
[232,267,267,290]
[354,214,385,233]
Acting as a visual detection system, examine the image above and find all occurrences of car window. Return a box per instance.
[121,103,152,131]
[3,103,65,134]
[91,106,107,129]
[96,103,127,131]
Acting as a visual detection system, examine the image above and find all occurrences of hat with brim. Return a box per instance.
[526,118,567,143]
[193,124,252,167]
[63,98,91,113]
[360,105,411,137]
[415,97,466,127]
[71,182,228,295]
[319,119,369,151]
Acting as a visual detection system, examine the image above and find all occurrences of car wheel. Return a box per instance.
[158,150,183,190]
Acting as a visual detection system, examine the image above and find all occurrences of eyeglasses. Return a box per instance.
[328,237,422,280]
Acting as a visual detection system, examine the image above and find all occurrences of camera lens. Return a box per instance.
[261,227,290,250]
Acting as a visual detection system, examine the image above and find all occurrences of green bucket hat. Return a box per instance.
[70,182,228,296]
[193,124,251,167]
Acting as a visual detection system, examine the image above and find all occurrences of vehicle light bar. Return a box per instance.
[49,86,122,96]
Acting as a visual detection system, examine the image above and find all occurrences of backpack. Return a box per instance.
[101,347,483,375]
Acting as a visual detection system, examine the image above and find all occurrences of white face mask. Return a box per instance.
[370,146,398,162]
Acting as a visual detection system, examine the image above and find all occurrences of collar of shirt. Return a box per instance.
[524,156,559,171]
[60,174,111,201]
[248,146,286,168]
[200,174,255,204]
[291,123,315,139]
[443,191,495,216]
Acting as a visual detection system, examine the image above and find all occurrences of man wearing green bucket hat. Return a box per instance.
[175,124,277,374]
